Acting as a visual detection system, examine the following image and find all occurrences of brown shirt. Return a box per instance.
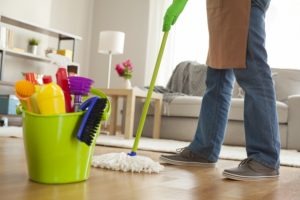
[206,0,251,69]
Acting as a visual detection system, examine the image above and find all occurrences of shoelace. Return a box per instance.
[176,147,186,153]
[239,158,252,167]
[176,147,196,158]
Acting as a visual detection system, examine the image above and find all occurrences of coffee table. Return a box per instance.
[98,87,163,139]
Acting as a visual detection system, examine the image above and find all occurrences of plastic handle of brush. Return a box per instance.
[131,31,169,153]
[89,87,111,121]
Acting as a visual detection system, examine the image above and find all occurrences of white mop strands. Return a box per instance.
[92,32,169,174]
[92,152,164,173]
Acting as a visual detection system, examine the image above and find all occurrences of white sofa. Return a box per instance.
[133,61,300,151]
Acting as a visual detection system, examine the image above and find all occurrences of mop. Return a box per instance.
[92,32,169,173]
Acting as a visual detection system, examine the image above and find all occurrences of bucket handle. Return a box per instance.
[89,87,111,121]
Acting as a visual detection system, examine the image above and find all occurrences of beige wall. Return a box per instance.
[50,0,94,77]
[0,0,52,25]
[88,0,150,88]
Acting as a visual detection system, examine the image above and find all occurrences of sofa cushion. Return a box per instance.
[271,68,300,103]
[161,96,202,117]
[229,98,288,123]
[161,96,288,123]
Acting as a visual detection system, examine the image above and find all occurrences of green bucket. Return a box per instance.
[22,88,110,184]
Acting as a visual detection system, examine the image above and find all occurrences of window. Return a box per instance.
[153,0,300,86]
[266,0,300,69]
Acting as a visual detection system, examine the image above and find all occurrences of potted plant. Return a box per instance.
[28,38,39,55]
[115,59,133,89]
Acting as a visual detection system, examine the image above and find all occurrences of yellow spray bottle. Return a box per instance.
[36,75,66,115]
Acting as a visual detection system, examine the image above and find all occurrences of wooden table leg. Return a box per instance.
[152,98,162,139]
[124,93,135,139]
[109,96,118,135]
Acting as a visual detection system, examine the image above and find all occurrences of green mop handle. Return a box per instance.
[130,31,169,154]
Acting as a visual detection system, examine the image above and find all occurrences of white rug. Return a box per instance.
[96,134,300,168]
[1,127,300,168]
[0,126,24,138]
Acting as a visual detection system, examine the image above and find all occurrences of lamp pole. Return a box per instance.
[107,51,112,88]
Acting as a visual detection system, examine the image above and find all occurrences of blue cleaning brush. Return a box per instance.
[77,96,107,146]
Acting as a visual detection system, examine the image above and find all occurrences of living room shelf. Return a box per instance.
[0,15,82,80]
[0,15,82,40]
[0,47,52,62]
[0,80,14,86]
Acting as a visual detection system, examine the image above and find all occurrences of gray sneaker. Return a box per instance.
[223,158,279,181]
[159,147,216,167]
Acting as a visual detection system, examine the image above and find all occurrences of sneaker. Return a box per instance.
[159,147,216,167]
[223,158,279,181]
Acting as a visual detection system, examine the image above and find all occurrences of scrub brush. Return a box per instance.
[77,96,108,146]
[68,76,94,112]
[15,80,35,112]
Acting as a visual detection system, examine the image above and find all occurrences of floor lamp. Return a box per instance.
[98,31,125,88]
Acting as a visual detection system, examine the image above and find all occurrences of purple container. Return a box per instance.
[68,76,94,111]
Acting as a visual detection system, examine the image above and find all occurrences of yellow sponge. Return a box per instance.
[57,49,73,60]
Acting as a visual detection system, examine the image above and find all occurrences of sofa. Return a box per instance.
[133,61,300,151]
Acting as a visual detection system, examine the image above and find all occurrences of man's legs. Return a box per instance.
[234,0,280,169]
[188,68,234,162]
[223,0,280,180]
[160,0,280,180]
[160,67,235,166]
[232,1,280,169]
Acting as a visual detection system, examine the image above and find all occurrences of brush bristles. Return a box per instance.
[15,80,35,97]
[68,76,93,95]
[79,98,107,146]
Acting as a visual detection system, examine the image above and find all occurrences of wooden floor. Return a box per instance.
[1,137,300,200]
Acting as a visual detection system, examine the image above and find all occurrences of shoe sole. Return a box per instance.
[223,171,279,181]
[159,156,216,167]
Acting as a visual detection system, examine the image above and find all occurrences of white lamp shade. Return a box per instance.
[98,31,125,55]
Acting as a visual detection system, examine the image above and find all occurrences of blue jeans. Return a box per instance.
[189,0,280,169]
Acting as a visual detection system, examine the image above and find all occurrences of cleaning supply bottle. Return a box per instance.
[56,67,73,112]
[36,75,66,115]
[30,84,41,114]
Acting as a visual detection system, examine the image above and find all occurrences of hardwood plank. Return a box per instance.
[1,137,300,200]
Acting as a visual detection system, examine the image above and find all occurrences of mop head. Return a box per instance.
[92,152,164,173]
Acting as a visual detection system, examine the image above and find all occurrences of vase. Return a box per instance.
[28,45,38,55]
[124,79,132,89]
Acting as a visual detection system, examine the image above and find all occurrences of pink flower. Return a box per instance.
[115,59,133,79]
[115,64,125,76]
[122,59,133,70]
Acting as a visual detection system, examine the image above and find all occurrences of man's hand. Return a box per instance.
[163,0,188,32]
